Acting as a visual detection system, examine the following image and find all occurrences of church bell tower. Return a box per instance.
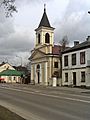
[35,4,55,50]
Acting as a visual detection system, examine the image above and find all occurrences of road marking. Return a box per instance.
[49,91,90,99]
[0,87,90,104]
[39,93,90,104]
[1,85,90,100]
[1,84,90,99]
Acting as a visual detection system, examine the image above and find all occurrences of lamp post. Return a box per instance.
[16,55,22,66]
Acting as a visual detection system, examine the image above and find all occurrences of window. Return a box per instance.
[38,34,40,44]
[8,76,12,81]
[54,62,58,68]
[81,72,85,82]
[65,73,68,82]
[64,55,68,66]
[45,33,50,43]
[37,64,40,69]
[13,77,16,81]
[72,53,76,65]
[80,52,85,64]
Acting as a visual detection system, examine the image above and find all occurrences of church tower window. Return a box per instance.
[37,64,40,69]
[45,33,50,43]
[38,34,41,44]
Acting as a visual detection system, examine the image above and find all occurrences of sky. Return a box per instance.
[0,0,90,66]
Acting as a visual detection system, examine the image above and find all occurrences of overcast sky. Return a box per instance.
[0,0,90,66]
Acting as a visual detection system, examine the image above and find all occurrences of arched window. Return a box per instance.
[38,34,40,44]
[37,64,40,69]
[45,33,50,43]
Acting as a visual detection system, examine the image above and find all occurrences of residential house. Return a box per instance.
[62,36,90,87]
[0,69,22,83]
[29,6,61,86]
[0,62,15,72]
[0,62,22,83]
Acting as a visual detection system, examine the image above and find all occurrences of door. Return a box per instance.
[37,72,40,84]
[37,64,40,84]
[73,72,76,86]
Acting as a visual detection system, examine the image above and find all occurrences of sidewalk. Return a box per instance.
[47,86,90,94]
[2,83,90,95]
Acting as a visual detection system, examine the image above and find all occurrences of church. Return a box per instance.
[29,6,61,86]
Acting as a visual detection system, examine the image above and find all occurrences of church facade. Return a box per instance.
[29,7,61,86]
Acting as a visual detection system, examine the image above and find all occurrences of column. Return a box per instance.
[34,64,37,83]
[40,64,42,84]
[31,65,34,82]
[49,58,52,78]
[45,62,48,85]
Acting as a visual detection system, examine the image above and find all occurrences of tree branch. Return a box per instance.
[0,0,17,17]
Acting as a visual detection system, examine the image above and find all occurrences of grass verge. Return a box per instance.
[0,105,26,120]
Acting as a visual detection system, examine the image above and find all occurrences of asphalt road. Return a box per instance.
[0,84,90,120]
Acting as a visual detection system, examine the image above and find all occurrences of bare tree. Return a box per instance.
[59,35,69,79]
[0,0,17,17]
[60,35,69,51]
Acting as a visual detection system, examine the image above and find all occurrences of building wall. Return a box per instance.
[31,62,47,85]
[62,49,87,70]
[1,76,20,83]
[62,68,87,86]
[31,55,60,86]
[62,48,90,86]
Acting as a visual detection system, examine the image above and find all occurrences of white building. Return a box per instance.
[0,62,15,72]
[0,62,22,83]
[62,36,90,87]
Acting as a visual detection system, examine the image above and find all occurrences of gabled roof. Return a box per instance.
[52,45,61,55]
[62,40,90,54]
[0,69,23,76]
[0,62,5,66]
[52,45,69,55]
[29,49,46,60]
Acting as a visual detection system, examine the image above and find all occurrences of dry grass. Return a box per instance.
[0,105,26,120]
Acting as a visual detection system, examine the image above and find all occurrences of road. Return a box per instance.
[0,84,90,120]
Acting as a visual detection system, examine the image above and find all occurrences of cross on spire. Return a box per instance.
[37,4,54,29]
[44,4,46,12]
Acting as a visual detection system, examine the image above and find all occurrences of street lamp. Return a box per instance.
[16,55,22,66]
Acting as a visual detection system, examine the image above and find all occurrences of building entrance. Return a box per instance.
[73,72,76,86]
[37,64,40,84]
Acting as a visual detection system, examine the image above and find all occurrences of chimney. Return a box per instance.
[86,36,90,41]
[74,41,79,46]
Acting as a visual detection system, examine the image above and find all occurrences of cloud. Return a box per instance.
[16,0,53,6]
[0,25,33,61]
[0,8,33,65]
[55,0,90,45]
[1,0,90,65]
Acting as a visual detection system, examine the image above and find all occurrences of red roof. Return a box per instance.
[52,45,61,55]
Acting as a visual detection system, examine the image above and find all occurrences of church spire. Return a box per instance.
[38,4,51,28]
